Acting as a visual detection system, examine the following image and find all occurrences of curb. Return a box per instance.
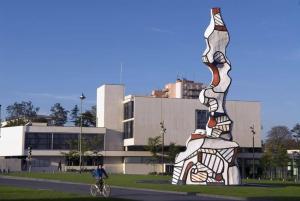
[0,175,246,200]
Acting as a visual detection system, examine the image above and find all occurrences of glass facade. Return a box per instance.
[123,101,134,139]
[25,133,52,150]
[124,121,133,139]
[195,110,209,129]
[124,101,134,120]
[25,132,104,151]
[53,133,78,150]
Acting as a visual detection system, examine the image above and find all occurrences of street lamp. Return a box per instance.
[79,93,86,173]
[160,121,166,174]
[250,124,256,179]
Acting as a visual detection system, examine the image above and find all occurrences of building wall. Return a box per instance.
[0,158,22,172]
[133,96,261,148]
[124,163,163,174]
[0,126,25,156]
[97,84,124,132]
[105,129,123,151]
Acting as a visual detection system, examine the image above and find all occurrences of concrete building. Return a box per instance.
[151,78,204,99]
[0,84,262,177]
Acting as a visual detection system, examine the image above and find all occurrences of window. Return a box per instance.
[195,110,209,129]
[124,121,133,139]
[25,133,51,150]
[124,101,134,120]
[25,132,104,151]
[31,159,50,167]
[53,133,78,150]
[82,134,104,151]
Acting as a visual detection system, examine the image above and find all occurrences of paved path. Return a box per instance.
[0,176,240,201]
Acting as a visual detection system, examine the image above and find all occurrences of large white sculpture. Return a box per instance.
[172,8,241,185]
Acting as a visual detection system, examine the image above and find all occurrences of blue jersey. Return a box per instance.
[92,167,108,178]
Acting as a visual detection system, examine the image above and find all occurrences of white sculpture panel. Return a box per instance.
[172,8,241,185]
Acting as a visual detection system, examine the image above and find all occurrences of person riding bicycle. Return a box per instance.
[92,164,108,191]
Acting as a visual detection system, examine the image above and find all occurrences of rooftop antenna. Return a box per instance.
[120,62,123,84]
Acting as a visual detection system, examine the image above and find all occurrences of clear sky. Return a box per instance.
[1,0,300,138]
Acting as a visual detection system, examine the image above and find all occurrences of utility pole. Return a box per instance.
[250,124,256,179]
[160,121,166,174]
[79,93,86,173]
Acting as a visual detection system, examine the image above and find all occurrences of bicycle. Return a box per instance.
[90,179,111,197]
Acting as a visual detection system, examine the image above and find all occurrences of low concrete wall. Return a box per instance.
[0,158,22,172]
[124,163,163,174]
[65,164,123,174]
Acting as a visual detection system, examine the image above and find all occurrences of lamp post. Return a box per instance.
[79,93,86,173]
[160,121,166,174]
[250,125,256,179]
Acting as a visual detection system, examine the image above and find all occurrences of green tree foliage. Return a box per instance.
[81,110,96,127]
[146,136,162,162]
[291,123,300,147]
[70,105,80,126]
[6,101,39,121]
[69,105,96,127]
[50,103,69,126]
[261,126,294,179]
[146,136,181,164]
[166,143,181,164]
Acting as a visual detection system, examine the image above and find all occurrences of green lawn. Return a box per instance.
[5,172,300,201]
[0,184,131,201]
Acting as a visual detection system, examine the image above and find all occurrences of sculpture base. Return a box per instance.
[172,137,241,185]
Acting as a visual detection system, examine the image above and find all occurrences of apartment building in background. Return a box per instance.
[151,78,205,99]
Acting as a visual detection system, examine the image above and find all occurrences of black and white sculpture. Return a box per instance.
[172,8,241,185]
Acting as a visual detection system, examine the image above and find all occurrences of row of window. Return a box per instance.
[25,132,104,151]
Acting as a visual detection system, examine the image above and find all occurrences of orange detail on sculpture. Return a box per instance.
[208,116,217,128]
[206,63,220,86]
[212,8,220,15]
[190,134,207,140]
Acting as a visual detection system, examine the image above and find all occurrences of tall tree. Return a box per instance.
[291,123,300,147]
[81,110,96,127]
[50,103,69,126]
[262,126,293,179]
[6,101,39,121]
[70,105,80,126]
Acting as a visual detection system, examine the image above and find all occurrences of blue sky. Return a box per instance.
[0,0,300,138]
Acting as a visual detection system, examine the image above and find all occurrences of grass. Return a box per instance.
[5,172,300,201]
[0,184,132,201]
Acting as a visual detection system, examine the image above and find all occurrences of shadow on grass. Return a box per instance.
[248,197,300,201]
[0,198,133,201]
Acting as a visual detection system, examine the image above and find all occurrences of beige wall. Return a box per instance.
[97,84,124,132]
[133,96,261,148]
[124,163,163,174]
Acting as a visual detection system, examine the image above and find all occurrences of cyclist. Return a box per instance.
[92,164,108,191]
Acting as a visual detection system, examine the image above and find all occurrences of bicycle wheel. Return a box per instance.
[90,184,98,197]
[102,184,111,198]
